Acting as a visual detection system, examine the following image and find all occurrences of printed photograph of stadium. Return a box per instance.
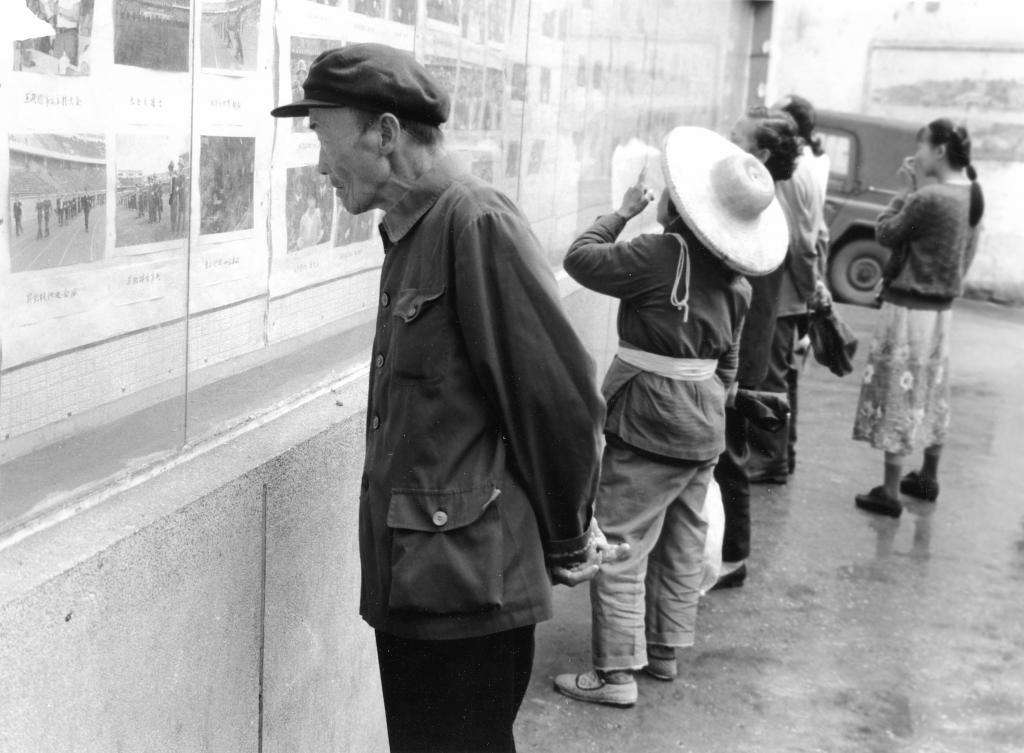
[200,0,259,73]
[115,0,191,72]
[8,134,107,273]
[13,0,95,76]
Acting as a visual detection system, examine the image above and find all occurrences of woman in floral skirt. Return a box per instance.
[853,119,985,517]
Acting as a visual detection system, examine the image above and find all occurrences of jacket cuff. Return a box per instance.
[598,212,628,232]
[543,529,593,568]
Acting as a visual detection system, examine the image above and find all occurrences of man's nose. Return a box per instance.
[317,147,329,176]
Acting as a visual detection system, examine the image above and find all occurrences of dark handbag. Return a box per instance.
[807,306,858,377]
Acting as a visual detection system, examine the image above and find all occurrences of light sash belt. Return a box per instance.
[617,345,717,381]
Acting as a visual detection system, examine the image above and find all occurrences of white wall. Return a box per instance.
[769,0,1024,302]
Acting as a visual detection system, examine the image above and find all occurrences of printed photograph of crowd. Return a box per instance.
[198,135,255,236]
[13,0,95,75]
[115,134,191,249]
[285,165,333,252]
[8,133,107,273]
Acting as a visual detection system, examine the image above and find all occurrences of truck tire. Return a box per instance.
[829,238,889,307]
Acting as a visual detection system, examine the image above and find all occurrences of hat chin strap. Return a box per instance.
[667,233,691,323]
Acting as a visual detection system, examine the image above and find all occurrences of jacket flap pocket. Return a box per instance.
[394,286,446,323]
[387,485,501,533]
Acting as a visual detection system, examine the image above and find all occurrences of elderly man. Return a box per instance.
[272,43,616,753]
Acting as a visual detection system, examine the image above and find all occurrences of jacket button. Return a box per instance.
[432,510,448,527]
[380,292,390,307]
[375,354,385,368]
[371,415,380,430]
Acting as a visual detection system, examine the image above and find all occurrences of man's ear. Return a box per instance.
[754,147,771,166]
[377,113,401,155]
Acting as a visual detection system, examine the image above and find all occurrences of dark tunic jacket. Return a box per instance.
[565,214,751,462]
[359,157,605,640]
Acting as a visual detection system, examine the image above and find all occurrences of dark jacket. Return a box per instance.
[565,214,750,462]
[877,183,978,310]
[360,158,604,640]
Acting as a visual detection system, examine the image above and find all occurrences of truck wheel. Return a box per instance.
[829,239,889,307]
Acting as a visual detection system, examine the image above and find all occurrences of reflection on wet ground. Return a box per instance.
[519,301,1024,753]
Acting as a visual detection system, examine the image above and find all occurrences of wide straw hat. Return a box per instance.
[662,126,788,276]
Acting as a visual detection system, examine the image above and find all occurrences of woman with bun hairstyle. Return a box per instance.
[853,119,984,517]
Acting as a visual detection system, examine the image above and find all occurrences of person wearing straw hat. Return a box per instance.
[554,126,787,707]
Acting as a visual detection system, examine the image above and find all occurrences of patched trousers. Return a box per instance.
[591,441,713,671]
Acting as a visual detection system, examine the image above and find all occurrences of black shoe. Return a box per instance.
[855,486,902,518]
[749,469,788,485]
[900,471,939,502]
[710,563,747,591]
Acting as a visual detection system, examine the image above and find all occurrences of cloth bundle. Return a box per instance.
[807,306,859,377]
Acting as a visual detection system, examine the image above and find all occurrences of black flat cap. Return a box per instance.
[271,43,450,125]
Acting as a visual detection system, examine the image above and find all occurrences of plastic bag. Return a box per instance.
[699,477,725,596]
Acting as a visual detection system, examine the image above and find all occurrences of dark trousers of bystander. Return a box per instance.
[715,405,751,563]
[375,624,536,753]
[748,314,800,477]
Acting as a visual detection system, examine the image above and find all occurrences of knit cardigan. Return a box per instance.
[876,183,979,310]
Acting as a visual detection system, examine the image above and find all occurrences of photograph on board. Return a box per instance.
[351,0,382,18]
[8,134,107,273]
[455,62,485,130]
[290,36,344,132]
[426,0,458,26]
[115,134,191,250]
[390,0,416,24]
[115,0,192,72]
[13,0,96,75]
[200,0,259,72]
[198,136,255,236]
[482,67,504,131]
[487,0,507,43]
[333,205,375,248]
[460,0,485,44]
[285,166,333,253]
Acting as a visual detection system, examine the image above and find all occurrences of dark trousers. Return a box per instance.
[375,625,536,753]
[748,314,799,476]
[715,405,751,563]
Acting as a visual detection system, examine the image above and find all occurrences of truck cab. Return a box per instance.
[816,110,920,306]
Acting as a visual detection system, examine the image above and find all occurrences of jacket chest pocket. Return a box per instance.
[386,486,503,615]
[391,286,450,383]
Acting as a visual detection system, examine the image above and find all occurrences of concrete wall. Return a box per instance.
[767,0,1024,303]
[0,281,616,753]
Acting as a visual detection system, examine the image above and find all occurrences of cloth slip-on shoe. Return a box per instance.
[854,486,903,518]
[553,670,637,708]
[642,656,677,681]
[900,470,939,502]
[710,563,747,591]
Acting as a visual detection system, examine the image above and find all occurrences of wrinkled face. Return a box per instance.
[309,107,388,215]
[913,129,945,178]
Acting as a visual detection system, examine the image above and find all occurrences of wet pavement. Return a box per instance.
[516,300,1024,753]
